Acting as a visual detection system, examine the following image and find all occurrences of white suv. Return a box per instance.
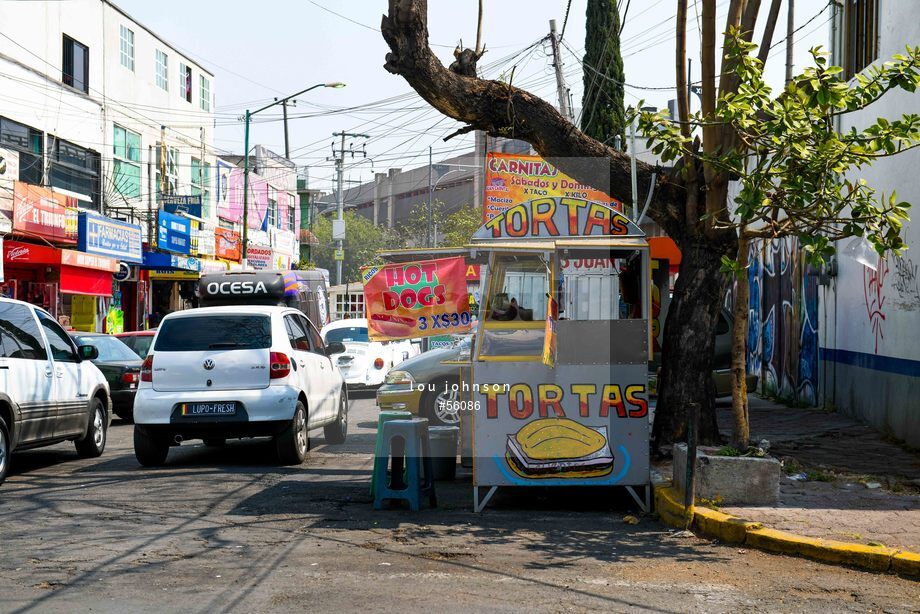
[133,305,348,466]
[0,298,111,485]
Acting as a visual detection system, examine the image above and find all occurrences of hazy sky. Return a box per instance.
[114,0,832,194]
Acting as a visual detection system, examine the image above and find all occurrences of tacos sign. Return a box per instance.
[361,256,472,341]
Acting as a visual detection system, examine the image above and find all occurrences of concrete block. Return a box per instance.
[673,444,781,506]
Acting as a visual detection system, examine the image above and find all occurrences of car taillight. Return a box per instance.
[122,371,139,384]
[269,352,292,379]
[374,357,385,369]
[140,355,153,382]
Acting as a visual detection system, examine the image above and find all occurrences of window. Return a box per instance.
[479,254,550,360]
[37,312,78,363]
[324,326,369,344]
[179,63,192,102]
[267,186,278,228]
[73,335,140,361]
[113,124,141,198]
[284,314,312,351]
[119,25,134,71]
[154,315,272,352]
[48,137,100,208]
[303,317,325,355]
[190,157,201,196]
[155,49,168,90]
[0,303,48,361]
[288,203,296,230]
[844,0,879,80]
[62,34,89,93]
[0,116,43,185]
[156,144,179,195]
[199,75,210,112]
[202,162,211,215]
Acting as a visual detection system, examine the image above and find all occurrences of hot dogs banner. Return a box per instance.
[473,363,649,487]
[484,153,620,222]
[361,256,472,341]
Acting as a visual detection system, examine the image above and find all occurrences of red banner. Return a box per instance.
[12,182,78,243]
[215,227,241,261]
[361,256,472,341]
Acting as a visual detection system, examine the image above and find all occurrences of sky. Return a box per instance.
[114,0,833,195]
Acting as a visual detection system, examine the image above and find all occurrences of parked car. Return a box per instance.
[376,335,472,426]
[712,308,759,396]
[70,333,142,422]
[133,305,348,467]
[321,318,420,389]
[115,329,156,358]
[0,298,111,485]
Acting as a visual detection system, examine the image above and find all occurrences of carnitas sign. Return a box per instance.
[12,182,77,244]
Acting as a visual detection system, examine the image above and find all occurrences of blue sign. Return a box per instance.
[157,210,191,254]
[142,251,200,271]
[161,195,202,218]
[78,212,143,264]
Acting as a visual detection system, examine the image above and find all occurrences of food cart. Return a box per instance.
[468,196,651,512]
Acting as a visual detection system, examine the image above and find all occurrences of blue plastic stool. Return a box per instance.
[370,411,413,498]
[373,418,437,511]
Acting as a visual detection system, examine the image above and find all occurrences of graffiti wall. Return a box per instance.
[727,238,819,406]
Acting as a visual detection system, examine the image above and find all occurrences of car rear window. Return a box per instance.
[75,335,141,361]
[154,315,272,352]
[324,326,369,343]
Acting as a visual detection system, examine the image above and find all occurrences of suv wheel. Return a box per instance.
[0,417,9,486]
[425,381,461,426]
[134,426,169,467]
[75,398,107,458]
[323,389,348,445]
[276,401,308,465]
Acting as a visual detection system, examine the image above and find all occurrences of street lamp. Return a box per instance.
[242,82,345,264]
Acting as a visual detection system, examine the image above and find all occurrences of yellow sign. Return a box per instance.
[334,249,344,261]
[148,269,199,281]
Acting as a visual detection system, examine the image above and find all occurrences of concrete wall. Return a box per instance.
[822,1,920,446]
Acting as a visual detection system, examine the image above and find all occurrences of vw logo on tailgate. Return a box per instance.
[203,359,215,370]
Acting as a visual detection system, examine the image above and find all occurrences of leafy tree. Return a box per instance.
[581,0,626,148]
[638,34,920,446]
[379,0,917,447]
[441,203,483,246]
[396,200,448,247]
[311,211,397,284]
[397,200,484,247]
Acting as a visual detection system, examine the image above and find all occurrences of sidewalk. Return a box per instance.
[713,396,920,555]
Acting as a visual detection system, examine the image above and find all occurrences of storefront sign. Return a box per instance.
[472,197,643,241]
[474,363,649,487]
[0,236,3,283]
[61,249,118,272]
[12,181,78,243]
[157,210,191,254]
[78,211,143,263]
[215,227,241,261]
[465,264,481,281]
[148,269,199,280]
[270,227,297,256]
[196,227,216,257]
[3,240,60,266]
[199,259,228,274]
[113,261,133,282]
[161,194,202,218]
[361,256,472,341]
[246,245,273,270]
[484,153,617,222]
[142,251,200,272]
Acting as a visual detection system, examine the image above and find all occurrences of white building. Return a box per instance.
[821,0,920,445]
[0,0,217,237]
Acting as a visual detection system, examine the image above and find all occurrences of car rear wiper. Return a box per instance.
[208,342,241,348]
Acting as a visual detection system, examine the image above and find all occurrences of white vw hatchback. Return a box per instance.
[321,318,419,389]
[133,305,347,466]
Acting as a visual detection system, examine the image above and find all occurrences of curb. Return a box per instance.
[653,481,920,577]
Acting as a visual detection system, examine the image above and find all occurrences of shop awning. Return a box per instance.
[60,265,112,296]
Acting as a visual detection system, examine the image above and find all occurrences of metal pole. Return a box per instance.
[427,146,433,248]
[629,120,638,221]
[242,109,250,264]
[549,19,572,122]
[335,132,345,285]
[684,402,700,528]
[785,0,795,84]
[281,100,290,159]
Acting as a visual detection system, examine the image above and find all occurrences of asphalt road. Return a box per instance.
[0,394,917,613]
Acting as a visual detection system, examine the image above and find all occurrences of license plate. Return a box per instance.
[180,402,237,416]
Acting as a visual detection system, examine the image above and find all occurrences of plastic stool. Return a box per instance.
[372,418,437,511]
[370,411,413,497]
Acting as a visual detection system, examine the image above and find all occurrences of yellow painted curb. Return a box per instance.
[891,550,920,577]
[652,483,918,576]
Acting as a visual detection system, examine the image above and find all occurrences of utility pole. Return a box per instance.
[785,0,795,84]
[329,131,369,285]
[280,99,291,159]
[427,146,433,248]
[548,19,573,123]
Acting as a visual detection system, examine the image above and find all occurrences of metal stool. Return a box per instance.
[370,410,413,498]
[372,418,437,511]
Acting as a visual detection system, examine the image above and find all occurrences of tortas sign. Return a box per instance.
[472,197,643,241]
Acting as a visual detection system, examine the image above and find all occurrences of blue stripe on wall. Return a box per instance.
[820,348,920,378]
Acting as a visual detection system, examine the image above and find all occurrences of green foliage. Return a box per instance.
[441,203,483,246]
[637,32,920,264]
[581,0,626,147]
[397,200,483,248]
[311,211,397,284]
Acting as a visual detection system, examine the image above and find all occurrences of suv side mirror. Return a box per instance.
[78,345,99,361]
[325,341,345,356]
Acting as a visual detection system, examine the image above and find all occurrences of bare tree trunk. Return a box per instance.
[730,231,751,448]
